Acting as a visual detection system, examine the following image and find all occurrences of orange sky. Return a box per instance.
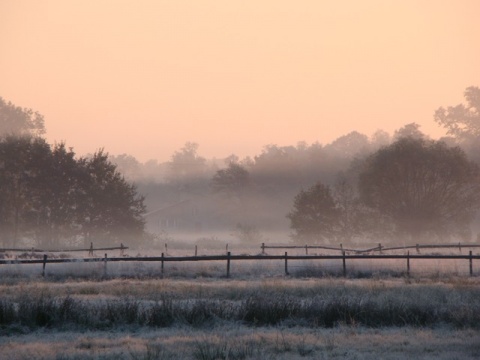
[1,0,479,162]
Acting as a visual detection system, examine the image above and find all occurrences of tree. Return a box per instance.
[287,182,340,243]
[81,150,146,246]
[168,142,207,183]
[434,86,480,163]
[211,162,250,198]
[324,131,370,158]
[332,177,365,243]
[358,137,480,241]
[434,86,480,141]
[109,153,143,181]
[0,97,45,136]
[370,129,391,150]
[29,142,86,247]
[0,135,51,246]
[393,123,425,141]
[0,136,146,248]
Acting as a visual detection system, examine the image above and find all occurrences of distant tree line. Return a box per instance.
[288,137,480,244]
[288,87,480,244]
[2,87,479,248]
[133,87,480,245]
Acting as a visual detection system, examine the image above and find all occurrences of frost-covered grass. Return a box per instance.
[1,327,480,360]
[1,277,480,330]
[0,277,479,359]
[1,248,479,359]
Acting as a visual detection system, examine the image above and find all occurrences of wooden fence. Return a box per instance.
[261,242,480,255]
[1,251,479,279]
[0,243,128,257]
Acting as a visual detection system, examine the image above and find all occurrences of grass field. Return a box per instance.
[0,274,479,359]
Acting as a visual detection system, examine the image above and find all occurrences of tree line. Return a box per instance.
[140,87,480,245]
[1,87,479,248]
[288,137,480,244]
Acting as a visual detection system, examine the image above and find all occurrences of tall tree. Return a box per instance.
[434,86,480,163]
[168,142,207,183]
[32,143,87,247]
[167,142,209,200]
[0,136,50,246]
[0,97,45,136]
[434,86,480,141]
[82,150,146,246]
[0,137,146,248]
[358,137,480,241]
[332,177,365,243]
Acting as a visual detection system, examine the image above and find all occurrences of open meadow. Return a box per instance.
[1,249,480,360]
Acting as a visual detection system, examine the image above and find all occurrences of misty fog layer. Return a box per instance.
[1,88,480,249]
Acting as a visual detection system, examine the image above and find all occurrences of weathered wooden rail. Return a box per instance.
[0,243,128,257]
[1,251,479,278]
[261,242,480,254]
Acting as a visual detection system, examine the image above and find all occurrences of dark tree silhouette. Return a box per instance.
[287,182,340,243]
[211,162,250,198]
[0,136,146,248]
[0,136,51,246]
[81,150,146,246]
[358,137,480,241]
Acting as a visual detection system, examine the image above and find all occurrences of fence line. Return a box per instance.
[1,251,479,278]
[0,243,128,257]
[261,242,480,255]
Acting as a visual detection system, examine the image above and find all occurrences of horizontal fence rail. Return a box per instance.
[0,243,128,257]
[1,251,479,278]
[261,242,480,254]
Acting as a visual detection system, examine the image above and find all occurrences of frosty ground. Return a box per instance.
[0,273,479,360]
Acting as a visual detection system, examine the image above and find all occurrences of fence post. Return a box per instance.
[261,242,265,254]
[469,250,473,276]
[42,254,47,277]
[378,243,382,254]
[458,242,461,253]
[120,243,125,257]
[226,251,231,278]
[342,250,346,277]
[416,244,420,254]
[285,252,289,275]
[103,253,107,277]
[305,245,308,255]
[407,251,410,277]
[88,242,93,257]
[161,252,164,278]
[165,243,168,254]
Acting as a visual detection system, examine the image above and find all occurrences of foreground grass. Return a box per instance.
[1,327,480,360]
[0,276,479,359]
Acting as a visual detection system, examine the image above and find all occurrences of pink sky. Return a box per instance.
[1,0,479,161]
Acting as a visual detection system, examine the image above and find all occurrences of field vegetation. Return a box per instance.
[0,267,479,359]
